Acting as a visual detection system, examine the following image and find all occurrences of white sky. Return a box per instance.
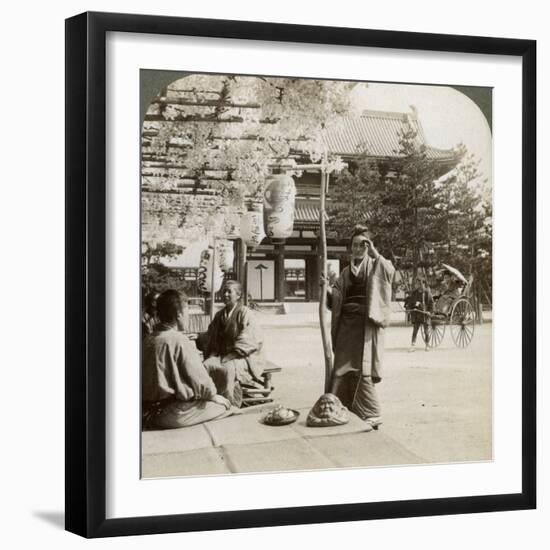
[163,82,493,268]
[352,82,492,188]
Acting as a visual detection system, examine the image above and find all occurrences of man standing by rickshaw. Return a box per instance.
[405,277,434,352]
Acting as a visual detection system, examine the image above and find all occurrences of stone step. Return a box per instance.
[253,302,285,315]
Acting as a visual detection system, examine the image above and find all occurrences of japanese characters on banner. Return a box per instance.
[197,247,224,293]
[240,202,266,249]
[223,210,241,241]
[216,239,235,272]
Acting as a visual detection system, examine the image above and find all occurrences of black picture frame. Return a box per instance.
[65,11,536,538]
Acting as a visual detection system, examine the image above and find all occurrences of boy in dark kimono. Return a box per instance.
[202,281,265,407]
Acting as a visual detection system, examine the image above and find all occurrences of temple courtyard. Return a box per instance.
[142,316,492,478]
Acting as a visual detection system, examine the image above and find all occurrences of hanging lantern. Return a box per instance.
[223,210,241,240]
[216,239,235,272]
[240,202,266,249]
[263,174,296,244]
[197,247,224,293]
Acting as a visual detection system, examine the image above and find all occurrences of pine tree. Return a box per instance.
[329,128,491,303]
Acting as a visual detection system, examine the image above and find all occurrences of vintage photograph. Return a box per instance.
[140,72,493,478]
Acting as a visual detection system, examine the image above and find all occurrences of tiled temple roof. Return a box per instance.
[323,110,455,161]
[294,199,323,225]
[142,109,457,192]
[293,199,371,229]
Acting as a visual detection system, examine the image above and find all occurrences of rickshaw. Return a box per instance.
[408,264,476,349]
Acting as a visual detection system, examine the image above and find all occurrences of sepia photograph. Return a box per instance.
[140,71,493,479]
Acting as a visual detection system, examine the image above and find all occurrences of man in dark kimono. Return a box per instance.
[404,277,434,352]
[202,281,265,407]
[326,225,395,431]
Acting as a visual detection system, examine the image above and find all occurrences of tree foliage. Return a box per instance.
[329,127,492,296]
[328,157,381,237]
[142,74,362,245]
[435,153,492,296]
[141,241,184,266]
[141,263,190,295]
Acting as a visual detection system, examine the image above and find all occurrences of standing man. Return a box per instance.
[325,225,395,431]
[405,277,434,352]
[142,289,236,429]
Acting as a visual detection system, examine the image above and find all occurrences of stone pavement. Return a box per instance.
[142,406,423,478]
[142,321,493,479]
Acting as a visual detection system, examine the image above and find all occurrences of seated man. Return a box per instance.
[142,289,236,429]
[141,289,159,339]
[201,280,265,407]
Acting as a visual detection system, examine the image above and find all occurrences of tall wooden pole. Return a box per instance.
[319,170,333,392]
[272,159,344,394]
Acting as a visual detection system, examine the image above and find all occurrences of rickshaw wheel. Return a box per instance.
[450,298,475,348]
[428,318,445,348]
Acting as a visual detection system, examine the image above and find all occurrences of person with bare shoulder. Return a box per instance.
[142,289,236,429]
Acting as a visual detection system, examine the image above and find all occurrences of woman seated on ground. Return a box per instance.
[200,280,265,407]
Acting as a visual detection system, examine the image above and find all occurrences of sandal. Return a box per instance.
[365,417,383,430]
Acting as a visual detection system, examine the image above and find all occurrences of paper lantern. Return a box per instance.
[240,203,266,249]
[197,248,224,293]
[263,174,296,244]
[216,239,235,272]
[223,211,241,240]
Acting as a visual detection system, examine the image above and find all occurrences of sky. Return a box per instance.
[351,82,492,189]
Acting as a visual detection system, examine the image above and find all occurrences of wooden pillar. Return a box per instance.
[305,258,312,301]
[236,238,248,305]
[274,244,285,302]
[308,244,320,301]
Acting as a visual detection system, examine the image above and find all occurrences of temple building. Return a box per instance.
[141,81,459,304]
[244,110,458,303]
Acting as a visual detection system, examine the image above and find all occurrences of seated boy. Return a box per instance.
[200,281,265,407]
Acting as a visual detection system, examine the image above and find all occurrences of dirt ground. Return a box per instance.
[142,319,492,478]
[261,321,493,464]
